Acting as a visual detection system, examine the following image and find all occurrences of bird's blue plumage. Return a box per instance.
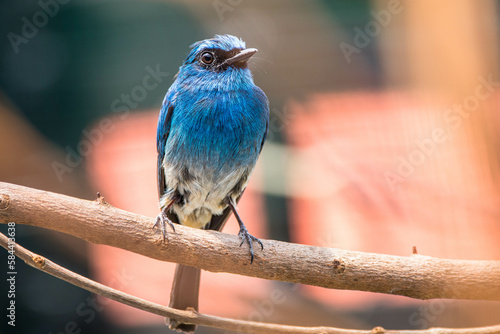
[156,34,269,229]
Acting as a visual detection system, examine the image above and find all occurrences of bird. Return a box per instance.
[154,34,269,333]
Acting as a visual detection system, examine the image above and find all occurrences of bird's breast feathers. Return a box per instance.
[159,90,266,228]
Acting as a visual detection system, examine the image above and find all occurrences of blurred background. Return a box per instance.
[1,0,500,333]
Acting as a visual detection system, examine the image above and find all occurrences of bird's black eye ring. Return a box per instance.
[200,52,214,65]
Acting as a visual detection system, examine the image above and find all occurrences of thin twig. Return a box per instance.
[0,233,499,334]
[0,181,499,301]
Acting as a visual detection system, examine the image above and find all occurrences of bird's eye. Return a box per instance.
[200,52,214,65]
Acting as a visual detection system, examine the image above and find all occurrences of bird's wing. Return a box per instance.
[157,103,174,200]
[257,86,270,155]
[259,117,269,154]
[157,102,181,225]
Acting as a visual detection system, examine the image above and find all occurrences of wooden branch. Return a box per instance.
[1,233,499,334]
[0,181,499,301]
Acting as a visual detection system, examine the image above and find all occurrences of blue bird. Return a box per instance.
[155,35,269,332]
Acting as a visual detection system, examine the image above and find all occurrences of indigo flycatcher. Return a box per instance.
[155,34,269,333]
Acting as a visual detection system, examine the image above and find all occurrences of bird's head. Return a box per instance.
[175,35,258,90]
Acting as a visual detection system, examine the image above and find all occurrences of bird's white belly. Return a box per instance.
[160,162,249,229]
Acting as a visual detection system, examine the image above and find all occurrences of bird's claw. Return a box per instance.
[153,210,176,242]
[238,226,263,264]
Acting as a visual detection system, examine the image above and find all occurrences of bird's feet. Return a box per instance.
[153,209,176,242]
[238,225,264,264]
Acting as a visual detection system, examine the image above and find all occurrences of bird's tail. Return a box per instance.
[169,264,201,333]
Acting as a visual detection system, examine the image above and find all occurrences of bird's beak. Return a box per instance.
[225,48,258,65]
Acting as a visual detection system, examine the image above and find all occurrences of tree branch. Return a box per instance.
[1,232,499,334]
[0,181,499,301]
